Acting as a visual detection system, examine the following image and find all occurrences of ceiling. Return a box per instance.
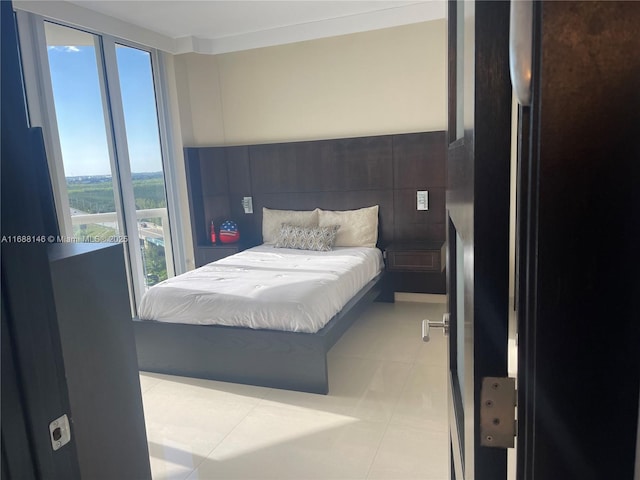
[15,0,446,54]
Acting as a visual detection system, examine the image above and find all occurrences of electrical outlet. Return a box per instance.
[417,191,429,211]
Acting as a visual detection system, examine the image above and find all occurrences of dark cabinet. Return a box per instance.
[195,244,242,267]
[48,243,151,480]
[382,242,446,299]
[2,3,149,476]
[386,241,445,273]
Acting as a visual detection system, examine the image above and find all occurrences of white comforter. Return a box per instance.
[138,245,384,333]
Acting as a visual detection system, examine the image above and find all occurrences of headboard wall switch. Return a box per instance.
[417,191,429,211]
[242,197,253,214]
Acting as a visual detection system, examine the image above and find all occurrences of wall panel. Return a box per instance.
[185,131,446,257]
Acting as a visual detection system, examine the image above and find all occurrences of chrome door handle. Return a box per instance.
[422,313,450,342]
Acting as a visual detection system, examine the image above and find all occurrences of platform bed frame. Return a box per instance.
[133,132,445,394]
[133,274,382,394]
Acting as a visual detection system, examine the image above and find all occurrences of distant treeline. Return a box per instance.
[67,172,166,214]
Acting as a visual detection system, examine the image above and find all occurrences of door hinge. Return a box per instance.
[480,377,516,448]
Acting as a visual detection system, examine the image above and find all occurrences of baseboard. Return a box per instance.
[394,292,447,304]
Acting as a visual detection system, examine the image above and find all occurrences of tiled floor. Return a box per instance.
[140,300,449,480]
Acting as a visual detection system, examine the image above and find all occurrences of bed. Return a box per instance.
[133,206,385,394]
[133,132,447,393]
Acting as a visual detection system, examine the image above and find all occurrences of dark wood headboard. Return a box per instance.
[184,131,445,250]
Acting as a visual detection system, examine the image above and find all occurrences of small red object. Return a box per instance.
[219,220,240,243]
[210,221,217,244]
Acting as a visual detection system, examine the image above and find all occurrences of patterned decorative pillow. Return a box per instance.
[275,224,340,251]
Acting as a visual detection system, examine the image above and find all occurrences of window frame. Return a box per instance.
[15,10,187,311]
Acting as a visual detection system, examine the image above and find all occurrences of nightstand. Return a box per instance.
[386,241,445,273]
[195,244,242,268]
[381,241,446,300]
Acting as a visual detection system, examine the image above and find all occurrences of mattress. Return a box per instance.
[138,245,384,333]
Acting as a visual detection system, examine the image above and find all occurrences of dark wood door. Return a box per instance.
[1,1,80,477]
[445,1,512,478]
[2,1,152,478]
[516,2,640,478]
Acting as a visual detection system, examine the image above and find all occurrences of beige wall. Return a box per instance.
[170,19,446,269]
[175,20,447,146]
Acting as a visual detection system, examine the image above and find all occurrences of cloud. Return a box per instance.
[47,45,81,53]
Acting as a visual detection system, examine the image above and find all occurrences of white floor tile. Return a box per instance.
[191,403,387,479]
[264,357,412,423]
[142,301,450,480]
[148,440,207,480]
[392,363,448,431]
[367,422,448,480]
[142,376,270,479]
[415,329,447,367]
[139,372,164,394]
[352,301,445,334]
[330,323,424,363]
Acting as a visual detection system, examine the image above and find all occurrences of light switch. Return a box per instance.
[242,196,253,214]
[417,190,429,211]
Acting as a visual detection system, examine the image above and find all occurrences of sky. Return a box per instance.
[47,43,163,177]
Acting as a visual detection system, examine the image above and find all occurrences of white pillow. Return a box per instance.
[262,207,319,244]
[318,205,379,248]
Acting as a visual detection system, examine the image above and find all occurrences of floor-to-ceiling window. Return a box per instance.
[17,13,181,313]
